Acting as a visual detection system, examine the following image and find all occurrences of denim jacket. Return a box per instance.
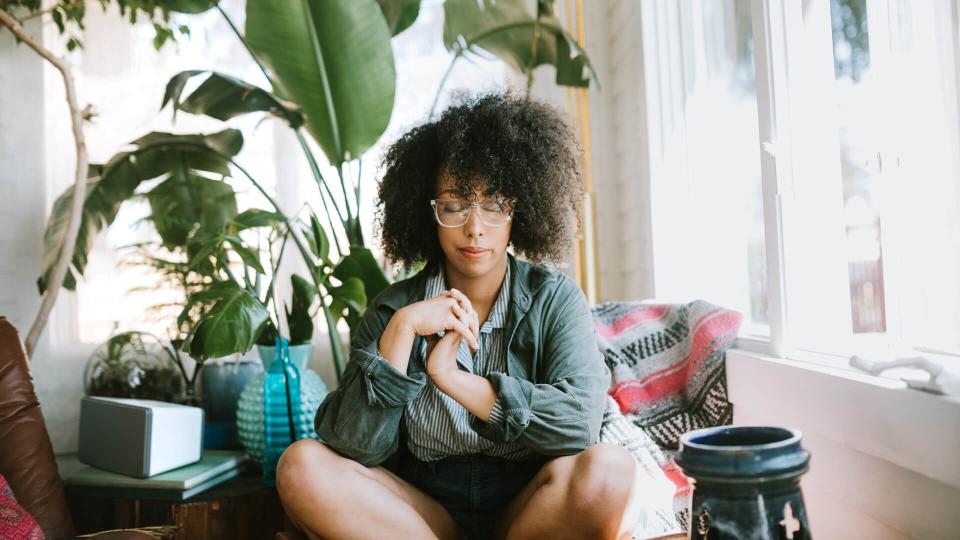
[313,254,611,467]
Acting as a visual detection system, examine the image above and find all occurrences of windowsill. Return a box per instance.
[725,348,960,491]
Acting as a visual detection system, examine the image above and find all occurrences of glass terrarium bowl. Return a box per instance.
[83,331,185,403]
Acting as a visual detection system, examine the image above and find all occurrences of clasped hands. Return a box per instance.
[397,288,480,382]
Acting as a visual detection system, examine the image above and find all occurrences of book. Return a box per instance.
[62,450,249,500]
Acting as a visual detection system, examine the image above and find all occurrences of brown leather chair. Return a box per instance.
[0,317,155,540]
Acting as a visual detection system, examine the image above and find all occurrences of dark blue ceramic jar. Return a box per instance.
[676,426,812,539]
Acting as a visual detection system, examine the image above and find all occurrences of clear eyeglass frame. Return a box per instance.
[429,198,516,228]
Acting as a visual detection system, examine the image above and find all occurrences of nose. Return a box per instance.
[463,206,485,237]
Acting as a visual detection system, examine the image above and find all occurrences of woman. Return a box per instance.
[277,94,639,540]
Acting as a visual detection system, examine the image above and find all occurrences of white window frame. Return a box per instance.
[634,2,960,522]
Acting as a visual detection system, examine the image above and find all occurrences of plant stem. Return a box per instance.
[526,8,543,96]
[430,50,461,118]
[216,4,273,85]
[224,154,347,381]
[1,7,89,360]
[263,227,290,331]
[335,162,359,245]
[295,130,345,255]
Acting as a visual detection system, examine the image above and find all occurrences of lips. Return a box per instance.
[458,247,489,260]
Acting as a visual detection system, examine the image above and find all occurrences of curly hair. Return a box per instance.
[375,93,583,268]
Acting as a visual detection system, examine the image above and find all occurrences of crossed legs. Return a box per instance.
[277,440,638,540]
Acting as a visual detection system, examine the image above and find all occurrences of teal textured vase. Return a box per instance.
[236,342,327,472]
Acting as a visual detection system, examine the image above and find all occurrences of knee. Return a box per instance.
[572,443,635,494]
[276,439,338,500]
[565,444,636,520]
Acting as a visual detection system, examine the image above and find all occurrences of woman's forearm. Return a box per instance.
[432,370,498,422]
[377,309,417,373]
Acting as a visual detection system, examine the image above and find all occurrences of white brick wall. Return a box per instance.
[584,1,656,303]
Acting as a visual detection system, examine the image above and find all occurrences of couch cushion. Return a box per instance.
[0,317,74,539]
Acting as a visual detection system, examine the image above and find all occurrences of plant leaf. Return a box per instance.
[375,0,421,36]
[246,0,396,164]
[223,235,266,275]
[308,212,330,262]
[333,247,389,304]
[162,70,304,128]
[286,273,317,344]
[181,281,270,361]
[443,0,598,88]
[147,173,238,248]
[37,129,244,293]
[232,208,284,230]
[329,276,366,314]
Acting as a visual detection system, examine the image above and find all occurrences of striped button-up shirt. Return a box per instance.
[403,262,535,462]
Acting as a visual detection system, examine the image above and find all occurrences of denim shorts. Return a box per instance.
[397,452,547,540]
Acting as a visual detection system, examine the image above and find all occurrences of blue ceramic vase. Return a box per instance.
[200,357,262,449]
[676,426,812,539]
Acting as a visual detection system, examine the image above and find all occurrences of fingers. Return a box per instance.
[444,289,480,342]
[448,313,479,350]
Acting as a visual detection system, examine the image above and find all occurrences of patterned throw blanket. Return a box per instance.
[592,300,742,538]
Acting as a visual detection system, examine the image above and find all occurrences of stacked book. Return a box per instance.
[61,450,248,501]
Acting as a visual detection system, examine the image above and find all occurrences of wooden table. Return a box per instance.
[66,472,299,540]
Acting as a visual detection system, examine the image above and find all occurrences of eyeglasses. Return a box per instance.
[430,197,515,228]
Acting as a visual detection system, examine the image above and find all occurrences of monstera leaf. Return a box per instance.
[333,247,389,303]
[329,276,366,332]
[443,0,598,88]
[180,280,270,361]
[38,129,243,293]
[162,70,304,128]
[245,0,396,164]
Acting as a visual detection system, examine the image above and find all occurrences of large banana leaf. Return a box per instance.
[37,129,243,293]
[180,280,270,361]
[147,172,238,248]
[443,0,598,88]
[162,70,304,128]
[376,0,421,36]
[245,0,396,164]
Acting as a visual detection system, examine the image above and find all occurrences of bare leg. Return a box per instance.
[495,443,638,540]
[277,439,459,540]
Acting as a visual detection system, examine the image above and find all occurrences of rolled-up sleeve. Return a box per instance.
[471,278,611,455]
[355,338,427,408]
[314,302,426,467]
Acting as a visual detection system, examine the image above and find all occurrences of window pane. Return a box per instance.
[831,0,887,334]
[883,1,960,351]
[831,0,960,351]
[656,0,768,333]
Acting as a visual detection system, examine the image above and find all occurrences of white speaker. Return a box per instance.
[78,396,204,478]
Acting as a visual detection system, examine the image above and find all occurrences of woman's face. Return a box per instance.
[433,174,513,280]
